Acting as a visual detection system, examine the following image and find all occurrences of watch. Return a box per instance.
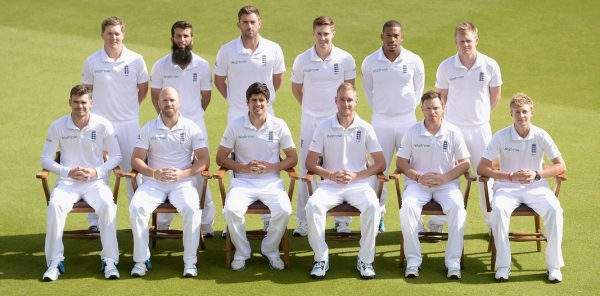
[534,171,541,181]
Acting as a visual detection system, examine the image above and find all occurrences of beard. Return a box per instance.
[171,42,193,65]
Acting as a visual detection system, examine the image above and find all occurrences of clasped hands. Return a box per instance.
[246,160,270,174]
[68,166,97,182]
[329,170,356,185]
[418,172,447,188]
[154,168,184,182]
[510,169,536,184]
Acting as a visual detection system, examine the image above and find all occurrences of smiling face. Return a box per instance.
[313,25,335,51]
[69,94,93,120]
[102,25,124,51]
[381,26,403,54]
[237,13,261,39]
[510,104,534,128]
[171,27,193,49]
[247,93,269,117]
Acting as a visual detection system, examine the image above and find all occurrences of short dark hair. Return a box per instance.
[171,20,193,37]
[382,20,402,33]
[420,90,443,105]
[101,16,124,33]
[70,84,92,98]
[246,82,270,101]
[238,5,260,20]
[313,16,334,31]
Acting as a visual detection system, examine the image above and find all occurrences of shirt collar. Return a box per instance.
[310,44,336,62]
[243,113,273,130]
[100,45,129,63]
[453,52,483,69]
[331,112,362,129]
[377,46,403,62]
[156,112,184,131]
[510,124,535,141]
[235,36,263,55]
[419,119,449,137]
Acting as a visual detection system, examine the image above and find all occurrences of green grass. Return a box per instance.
[1,0,599,295]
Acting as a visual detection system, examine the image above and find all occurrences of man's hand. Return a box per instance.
[68,166,97,182]
[419,172,447,188]
[246,160,269,174]
[154,168,185,182]
[330,170,357,185]
[512,169,536,184]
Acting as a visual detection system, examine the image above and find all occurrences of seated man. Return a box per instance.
[129,87,209,278]
[396,90,470,280]
[217,82,297,271]
[477,93,566,283]
[305,82,385,280]
[41,84,121,281]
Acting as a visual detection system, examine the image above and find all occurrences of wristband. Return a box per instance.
[508,172,513,182]
[327,172,332,180]
[152,169,157,179]
[415,173,420,183]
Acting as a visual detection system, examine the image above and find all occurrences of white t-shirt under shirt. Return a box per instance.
[291,45,356,118]
[219,114,295,180]
[435,52,502,127]
[82,45,149,121]
[150,53,212,123]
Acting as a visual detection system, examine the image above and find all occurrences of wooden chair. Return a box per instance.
[302,157,388,244]
[214,157,299,269]
[390,171,476,269]
[36,151,124,239]
[480,161,567,270]
[126,168,212,251]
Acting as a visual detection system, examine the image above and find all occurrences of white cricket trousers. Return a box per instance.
[298,113,350,225]
[157,118,215,226]
[46,179,119,266]
[370,112,415,216]
[400,182,466,268]
[429,122,493,228]
[305,181,380,263]
[223,178,292,260]
[88,119,139,226]
[129,178,201,265]
[491,181,564,269]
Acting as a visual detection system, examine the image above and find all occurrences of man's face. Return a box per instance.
[158,91,180,118]
[455,31,478,56]
[421,97,445,124]
[313,25,335,51]
[102,25,124,51]
[335,89,358,116]
[247,93,269,116]
[69,94,93,119]
[171,27,193,49]
[510,104,534,127]
[381,26,403,53]
[237,13,262,39]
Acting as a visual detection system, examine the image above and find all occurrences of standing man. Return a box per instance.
[129,87,209,278]
[396,91,470,280]
[305,83,384,280]
[291,16,356,236]
[150,20,215,237]
[361,20,425,232]
[217,82,297,271]
[433,21,502,231]
[214,5,286,123]
[478,93,566,283]
[82,16,149,230]
[41,85,121,281]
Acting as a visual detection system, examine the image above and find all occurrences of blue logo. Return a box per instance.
[91,131,97,142]
[268,131,273,143]
[442,140,448,152]
[531,143,537,155]
[193,73,198,82]
[334,63,339,74]
[479,72,484,82]
[179,132,185,144]
[402,65,407,74]
[262,55,267,66]
[355,130,362,142]
[124,65,129,76]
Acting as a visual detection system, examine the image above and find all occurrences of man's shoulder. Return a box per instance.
[438,54,457,67]
[83,48,103,63]
[363,48,381,63]
[259,36,283,49]
[122,46,145,60]
[89,113,113,126]
[331,46,354,59]
[191,53,210,65]
[218,38,238,52]
[49,114,71,129]
[293,47,313,62]
[401,47,424,62]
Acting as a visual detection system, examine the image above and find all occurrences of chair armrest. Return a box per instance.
[389,170,402,181]
[113,166,126,178]
[285,168,300,180]
[36,169,49,179]
[464,172,477,182]
[376,173,389,182]
[214,167,228,180]
[201,170,212,179]
[302,171,315,183]
[556,173,567,181]
[478,176,491,182]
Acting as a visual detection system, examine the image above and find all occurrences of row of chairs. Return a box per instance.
[37,152,566,270]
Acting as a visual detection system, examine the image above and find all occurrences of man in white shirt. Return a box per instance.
[41,85,121,281]
[82,16,149,230]
[291,16,356,236]
[217,82,297,271]
[478,93,566,283]
[129,87,210,278]
[396,91,470,280]
[150,20,215,237]
[361,20,425,233]
[214,5,286,123]
[433,21,502,232]
[305,83,384,280]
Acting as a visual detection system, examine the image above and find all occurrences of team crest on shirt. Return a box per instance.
[355,130,362,142]
[442,140,448,152]
[91,131,97,142]
[531,143,537,156]
[402,65,408,74]
[193,73,198,82]
[262,55,267,66]
[124,65,130,76]
[334,63,339,74]
[179,132,185,144]
[479,71,484,82]
[268,131,273,143]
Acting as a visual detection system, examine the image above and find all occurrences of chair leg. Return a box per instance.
[200,228,206,251]
[490,233,497,271]
[535,216,542,252]
[282,229,291,268]
[151,213,158,249]
[399,236,405,268]
[225,226,232,269]
[460,247,465,270]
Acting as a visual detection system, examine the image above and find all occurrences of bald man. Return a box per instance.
[129,87,210,278]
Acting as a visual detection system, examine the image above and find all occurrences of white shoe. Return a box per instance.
[293,223,308,237]
[131,260,151,277]
[183,264,197,277]
[101,260,120,279]
[42,261,65,281]
[418,218,427,237]
[310,260,329,279]
[427,220,444,243]
[230,259,246,271]
[261,252,285,270]
[357,258,376,279]
[335,222,351,234]
[495,267,511,282]
[405,266,420,278]
[156,224,170,235]
[547,268,562,283]
[447,267,461,279]
[221,227,228,239]
[201,224,214,238]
